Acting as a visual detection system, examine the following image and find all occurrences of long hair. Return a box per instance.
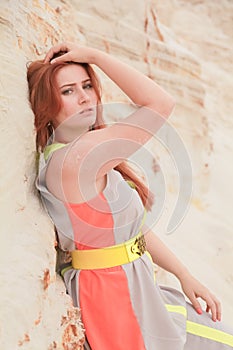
[27,59,154,210]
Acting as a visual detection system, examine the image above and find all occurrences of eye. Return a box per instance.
[61,88,73,95]
[83,82,93,89]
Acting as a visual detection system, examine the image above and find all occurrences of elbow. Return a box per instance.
[148,95,176,120]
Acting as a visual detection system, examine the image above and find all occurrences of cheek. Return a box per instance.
[89,89,98,101]
[61,97,77,114]
[91,94,98,107]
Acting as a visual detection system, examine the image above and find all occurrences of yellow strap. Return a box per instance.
[165,304,187,318]
[71,231,146,270]
[165,304,233,347]
[187,320,233,347]
[72,209,147,270]
[44,142,66,161]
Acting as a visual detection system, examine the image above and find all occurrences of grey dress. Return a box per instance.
[37,143,233,350]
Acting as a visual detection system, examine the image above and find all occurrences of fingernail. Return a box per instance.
[197,308,202,315]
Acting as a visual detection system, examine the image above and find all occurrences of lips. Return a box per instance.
[79,108,94,115]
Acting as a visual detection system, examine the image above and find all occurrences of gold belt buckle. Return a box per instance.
[126,234,146,261]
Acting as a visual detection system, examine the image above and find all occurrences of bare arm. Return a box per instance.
[145,230,221,322]
[145,230,190,279]
[45,43,175,201]
[92,50,174,117]
[45,42,175,117]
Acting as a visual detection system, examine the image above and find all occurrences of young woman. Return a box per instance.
[27,42,233,349]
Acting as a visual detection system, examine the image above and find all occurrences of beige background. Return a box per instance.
[0,0,232,349]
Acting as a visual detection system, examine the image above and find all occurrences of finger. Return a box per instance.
[44,42,71,63]
[205,296,217,322]
[44,42,68,62]
[206,294,221,322]
[189,294,203,315]
[214,297,222,321]
[50,52,73,64]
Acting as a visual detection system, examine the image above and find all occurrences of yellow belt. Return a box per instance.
[71,232,146,270]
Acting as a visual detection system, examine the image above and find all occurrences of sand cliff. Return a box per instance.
[0,1,232,348]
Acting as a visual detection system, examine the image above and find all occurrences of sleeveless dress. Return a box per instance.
[37,143,233,350]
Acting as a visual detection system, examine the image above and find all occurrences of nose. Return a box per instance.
[78,88,90,105]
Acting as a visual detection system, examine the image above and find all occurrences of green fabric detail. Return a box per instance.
[60,264,72,278]
[126,180,136,189]
[44,142,66,161]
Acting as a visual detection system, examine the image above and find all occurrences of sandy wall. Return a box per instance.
[0,0,232,349]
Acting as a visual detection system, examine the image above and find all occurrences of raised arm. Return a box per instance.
[44,42,175,117]
[45,43,175,202]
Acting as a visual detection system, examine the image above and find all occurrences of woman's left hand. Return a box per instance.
[43,42,99,65]
[179,273,221,322]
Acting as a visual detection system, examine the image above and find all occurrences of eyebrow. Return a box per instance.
[59,78,91,89]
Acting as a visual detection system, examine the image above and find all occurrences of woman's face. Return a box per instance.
[53,64,98,130]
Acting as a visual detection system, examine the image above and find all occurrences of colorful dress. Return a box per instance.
[37,143,233,350]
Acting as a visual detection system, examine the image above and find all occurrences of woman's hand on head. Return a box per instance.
[44,42,99,65]
[179,273,221,322]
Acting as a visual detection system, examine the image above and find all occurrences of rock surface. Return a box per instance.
[0,0,232,349]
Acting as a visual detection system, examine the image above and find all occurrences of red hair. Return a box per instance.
[27,60,154,210]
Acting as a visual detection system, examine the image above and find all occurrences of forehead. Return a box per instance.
[55,64,90,85]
